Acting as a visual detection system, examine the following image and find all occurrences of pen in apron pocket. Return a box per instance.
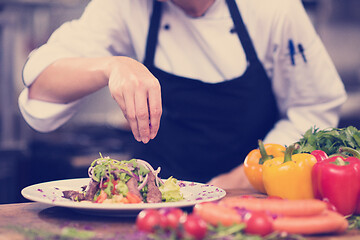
[288,39,296,66]
[298,44,307,63]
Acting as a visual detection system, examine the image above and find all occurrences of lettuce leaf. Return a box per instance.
[159,177,183,202]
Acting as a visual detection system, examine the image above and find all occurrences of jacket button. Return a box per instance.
[164,24,170,30]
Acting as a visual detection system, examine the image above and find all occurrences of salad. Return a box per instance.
[62,155,183,204]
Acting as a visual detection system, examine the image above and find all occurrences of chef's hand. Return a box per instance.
[107,56,162,143]
[207,165,251,189]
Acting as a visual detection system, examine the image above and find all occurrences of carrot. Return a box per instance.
[272,210,348,235]
[126,192,143,203]
[193,202,242,226]
[336,216,349,233]
[195,200,348,236]
[219,197,327,217]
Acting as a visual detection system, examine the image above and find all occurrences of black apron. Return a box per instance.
[131,0,279,183]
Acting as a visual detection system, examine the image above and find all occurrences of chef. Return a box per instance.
[18,0,347,187]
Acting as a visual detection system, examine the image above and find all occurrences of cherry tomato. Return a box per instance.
[244,211,273,236]
[136,209,161,233]
[159,208,184,229]
[100,179,118,195]
[180,213,207,240]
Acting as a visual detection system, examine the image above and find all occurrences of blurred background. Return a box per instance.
[0,0,359,204]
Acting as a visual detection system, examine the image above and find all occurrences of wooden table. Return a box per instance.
[0,188,359,240]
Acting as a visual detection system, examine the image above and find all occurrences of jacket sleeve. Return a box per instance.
[263,0,347,145]
[19,0,132,132]
[18,89,81,132]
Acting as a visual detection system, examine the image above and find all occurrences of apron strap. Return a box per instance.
[144,0,162,66]
[144,0,259,65]
[226,0,258,62]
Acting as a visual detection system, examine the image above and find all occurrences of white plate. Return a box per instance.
[21,178,226,216]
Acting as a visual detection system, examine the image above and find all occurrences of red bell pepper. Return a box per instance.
[311,150,329,162]
[311,147,360,216]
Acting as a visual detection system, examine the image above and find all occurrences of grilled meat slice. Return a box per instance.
[126,177,142,199]
[85,179,99,201]
[62,190,85,201]
[146,172,162,203]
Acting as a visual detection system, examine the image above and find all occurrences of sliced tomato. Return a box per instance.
[111,180,119,195]
[101,179,119,195]
[95,190,107,203]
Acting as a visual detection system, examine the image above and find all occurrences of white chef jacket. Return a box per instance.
[18,0,347,146]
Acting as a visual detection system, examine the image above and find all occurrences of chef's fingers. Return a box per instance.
[148,84,162,140]
[109,84,131,133]
[135,88,151,144]
[123,90,141,142]
[114,92,127,121]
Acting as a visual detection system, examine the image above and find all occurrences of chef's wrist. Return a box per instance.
[103,56,134,82]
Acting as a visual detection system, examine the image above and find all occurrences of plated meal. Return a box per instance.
[21,155,226,215]
[62,155,183,204]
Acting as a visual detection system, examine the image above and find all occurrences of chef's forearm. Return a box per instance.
[28,56,113,104]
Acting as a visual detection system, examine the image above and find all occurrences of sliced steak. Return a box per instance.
[146,172,162,203]
[62,190,85,201]
[85,179,99,201]
[126,177,142,199]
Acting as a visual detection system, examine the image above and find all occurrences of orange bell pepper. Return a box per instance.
[244,140,285,193]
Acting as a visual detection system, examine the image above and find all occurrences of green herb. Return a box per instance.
[91,155,134,182]
[60,227,96,239]
[208,223,247,239]
[347,215,360,230]
[3,225,96,240]
[207,224,305,240]
[103,181,113,196]
[295,126,360,155]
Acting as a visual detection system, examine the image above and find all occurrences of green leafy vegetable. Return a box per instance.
[208,223,246,239]
[90,155,136,182]
[60,227,96,239]
[347,215,360,230]
[115,180,129,196]
[4,225,96,240]
[159,177,183,202]
[295,126,360,155]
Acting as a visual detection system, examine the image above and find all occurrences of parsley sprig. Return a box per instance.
[295,126,360,155]
[347,215,360,230]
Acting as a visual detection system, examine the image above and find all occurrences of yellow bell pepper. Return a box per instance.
[262,144,317,200]
[244,140,285,194]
